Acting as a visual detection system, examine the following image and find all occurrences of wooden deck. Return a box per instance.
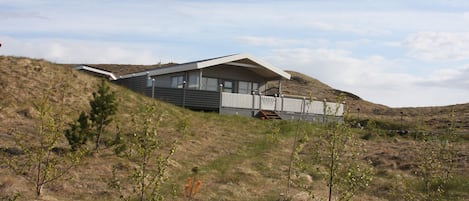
[148,87,344,116]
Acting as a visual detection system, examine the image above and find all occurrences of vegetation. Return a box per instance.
[110,103,185,201]
[89,79,117,150]
[1,78,85,197]
[0,56,467,200]
[65,111,91,151]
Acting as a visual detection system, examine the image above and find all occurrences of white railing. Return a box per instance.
[282,98,304,113]
[221,93,253,109]
[221,92,345,116]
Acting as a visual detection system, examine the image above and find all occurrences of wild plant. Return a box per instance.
[1,79,85,197]
[109,103,186,201]
[89,79,117,151]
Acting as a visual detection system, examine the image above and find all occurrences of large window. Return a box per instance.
[170,75,184,88]
[238,81,260,94]
[201,77,219,91]
[238,81,252,94]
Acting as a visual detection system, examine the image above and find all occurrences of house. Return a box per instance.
[75,54,344,122]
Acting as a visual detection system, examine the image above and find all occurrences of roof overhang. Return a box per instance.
[74,65,117,80]
[118,54,291,80]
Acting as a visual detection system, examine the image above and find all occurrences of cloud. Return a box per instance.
[237,36,329,47]
[303,20,390,36]
[434,0,469,7]
[465,12,469,21]
[0,11,48,20]
[0,36,165,64]
[237,36,374,51]
[417,65,469,89]
[404,32,469,61]
[265,48,408,88]
[237,36,302,47]
[263,48,469,107]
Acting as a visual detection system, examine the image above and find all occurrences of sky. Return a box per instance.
[1,0,469,107]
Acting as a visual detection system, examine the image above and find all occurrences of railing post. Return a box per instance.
[278,80,282,96]
[301,97,306,114]
[251,91,255,110]
[182,81,186,108]
[274,94,277,112]
[219,84,223,113]
[259,93,262,110]
[151,78,155,99]
[281,95,284,112]
[323,99,327,124]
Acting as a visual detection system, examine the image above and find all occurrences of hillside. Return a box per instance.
[0,56,468,201]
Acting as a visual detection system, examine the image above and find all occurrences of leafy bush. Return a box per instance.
[65,112,91,151]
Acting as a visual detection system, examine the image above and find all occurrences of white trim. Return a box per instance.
[74,65,117,80]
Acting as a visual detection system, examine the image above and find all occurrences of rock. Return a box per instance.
[298,173,313,184]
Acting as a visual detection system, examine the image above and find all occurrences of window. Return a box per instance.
[238,81,252,94]
[201,77,218,91]
[188,72,199,89]
[170,76,184,88]
[223,81,233,93]
[238,81,259,94]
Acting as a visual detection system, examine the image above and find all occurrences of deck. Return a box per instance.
[147,87,344,120]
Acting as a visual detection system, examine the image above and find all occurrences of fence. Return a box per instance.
[221,93,344,116]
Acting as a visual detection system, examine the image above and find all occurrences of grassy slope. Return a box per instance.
[0,56,467,201]
[0,56,302,200]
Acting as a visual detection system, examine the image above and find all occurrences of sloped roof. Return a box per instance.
[75,63,177,78]
[119,54,291,80]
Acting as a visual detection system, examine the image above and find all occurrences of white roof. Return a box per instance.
[74,65,117,80]
[119,54,291,80]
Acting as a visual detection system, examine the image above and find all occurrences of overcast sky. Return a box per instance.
[1,0,469,107]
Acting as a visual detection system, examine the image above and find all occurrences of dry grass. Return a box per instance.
[0,56,467,201]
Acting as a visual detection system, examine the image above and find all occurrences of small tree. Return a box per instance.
[111,103,185,201]
[65,111,91,151]
[2,84,84,197]
[323,102,373,201]
[89,79,117,150]
[411,110,459,201]
[287,97,373,201]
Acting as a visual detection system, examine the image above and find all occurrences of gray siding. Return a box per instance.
[153,87,220,111]
[153,87,184,105]
[114,75,148,94]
